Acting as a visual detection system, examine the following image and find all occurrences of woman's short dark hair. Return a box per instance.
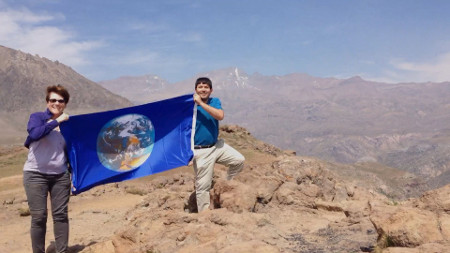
[46,84,70,103]
[195,77,212,89]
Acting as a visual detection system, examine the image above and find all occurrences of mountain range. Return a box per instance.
[100,67,450,191]
[1,44,449,193]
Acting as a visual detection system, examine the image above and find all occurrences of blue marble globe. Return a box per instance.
[97,114,155,171]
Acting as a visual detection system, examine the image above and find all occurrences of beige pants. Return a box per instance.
[193,139,245,212]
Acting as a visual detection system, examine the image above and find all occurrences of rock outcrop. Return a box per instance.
[77,126,450,253]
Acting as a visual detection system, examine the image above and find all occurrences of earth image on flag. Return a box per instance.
[96,114,155,171]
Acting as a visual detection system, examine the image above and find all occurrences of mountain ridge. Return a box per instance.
[99,68,450,191]
[0,45,132,144]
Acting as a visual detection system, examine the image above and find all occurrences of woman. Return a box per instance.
[23,84,71,253]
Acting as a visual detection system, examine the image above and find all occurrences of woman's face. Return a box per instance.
[47,92,66,117]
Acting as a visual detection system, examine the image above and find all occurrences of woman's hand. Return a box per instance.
[56,113,70,123]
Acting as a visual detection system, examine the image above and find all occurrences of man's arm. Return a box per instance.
[193,94,224,120]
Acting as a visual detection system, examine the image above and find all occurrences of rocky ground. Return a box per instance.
[1,126,449,252]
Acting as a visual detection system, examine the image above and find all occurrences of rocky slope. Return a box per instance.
[61,126,450,252]
[1,126,448,252]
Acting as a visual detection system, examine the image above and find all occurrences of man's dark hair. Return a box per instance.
[195,77,212,89]
[46,84,70,103]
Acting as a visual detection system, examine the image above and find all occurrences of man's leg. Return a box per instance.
[193,148,216,212]
[215,139,245,180]
[23,171,49,253]
[49,171,71,253]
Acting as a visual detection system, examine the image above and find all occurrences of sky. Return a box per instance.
[1,0,450,83]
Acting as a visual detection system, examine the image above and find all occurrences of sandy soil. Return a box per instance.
[0,174,147,253]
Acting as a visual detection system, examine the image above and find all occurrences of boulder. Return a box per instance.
[371,205,444,247]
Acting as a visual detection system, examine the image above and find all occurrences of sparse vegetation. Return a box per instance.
[18,207,30,216]
[373,233,397,253]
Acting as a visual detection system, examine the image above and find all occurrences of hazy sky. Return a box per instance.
[1,0,450,83]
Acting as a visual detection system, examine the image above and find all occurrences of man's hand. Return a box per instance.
[193,93,203,105]
[193,92,224,120]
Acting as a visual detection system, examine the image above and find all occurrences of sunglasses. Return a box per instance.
[48,99,66,104]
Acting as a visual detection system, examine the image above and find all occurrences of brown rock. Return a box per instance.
[383,242,450,253]
[212,179,258,213]
[371,205,444,247]
[439,213,450,240]
[218,240,280,253]
[283,149,297,156]
[80,240,115,253]
[412,184,450,212]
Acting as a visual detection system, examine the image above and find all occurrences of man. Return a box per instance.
[192,77,245,212]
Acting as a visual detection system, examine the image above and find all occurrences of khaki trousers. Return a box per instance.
[193,139,245,212]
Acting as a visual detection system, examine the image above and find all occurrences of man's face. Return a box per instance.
[195,83,212,101]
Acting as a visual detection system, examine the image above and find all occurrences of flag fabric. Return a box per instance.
[60,94,195,194]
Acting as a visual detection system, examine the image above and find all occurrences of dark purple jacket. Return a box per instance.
[24,109,59,148]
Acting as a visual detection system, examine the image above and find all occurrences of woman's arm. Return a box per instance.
[26,113,59,142]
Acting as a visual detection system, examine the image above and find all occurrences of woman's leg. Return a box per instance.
[23,171,49,253]
[49,171,71,253]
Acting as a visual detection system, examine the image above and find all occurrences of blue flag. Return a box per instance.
[60,94,195,194]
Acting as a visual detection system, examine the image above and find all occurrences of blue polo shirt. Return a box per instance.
[194,97,222,145]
